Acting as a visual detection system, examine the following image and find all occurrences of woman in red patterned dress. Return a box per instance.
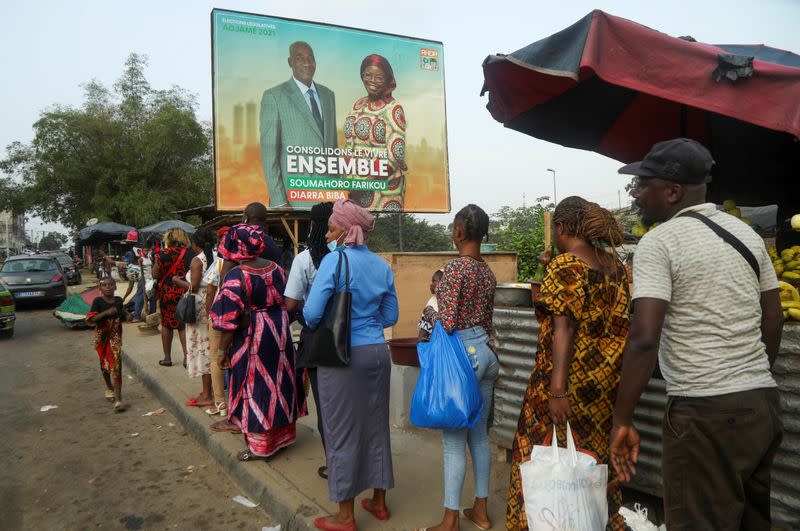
[343,54,407,211]
[152,228,193,368]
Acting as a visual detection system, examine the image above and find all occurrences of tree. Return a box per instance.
[38,231,68,251]
[367,213,452,253]
[613,176,641,233]
[491,197,553,281]
[0,54,212,232]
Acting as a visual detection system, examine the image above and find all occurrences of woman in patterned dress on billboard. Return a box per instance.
[343,54,407,211]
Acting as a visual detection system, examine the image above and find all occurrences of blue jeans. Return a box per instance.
[133,281,145,320]
[442,326,499,510]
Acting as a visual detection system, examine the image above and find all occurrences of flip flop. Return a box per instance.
[113,401,127,413]
[318,466,329,480]
[211,420,241,434]
[463,509,492,531]
[184,392,210,407]
[158,360,173,367]
[104,390,115,402]
[237,449,267,461]
[313,517,357,531]
[360,498,390,521]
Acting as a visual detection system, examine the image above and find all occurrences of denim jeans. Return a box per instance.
[133,281,145,320]
[442,326,499,510]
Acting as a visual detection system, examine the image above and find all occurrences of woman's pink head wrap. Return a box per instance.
[329,198,375,246]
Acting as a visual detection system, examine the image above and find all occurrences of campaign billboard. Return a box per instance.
[211,9,450,213]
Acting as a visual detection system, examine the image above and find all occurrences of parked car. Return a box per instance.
[50,253,82,285]
[0,282,14,338]
[0,255,68,304]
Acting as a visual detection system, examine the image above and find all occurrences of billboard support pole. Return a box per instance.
[293,219,299,255]
[280,217,299,255]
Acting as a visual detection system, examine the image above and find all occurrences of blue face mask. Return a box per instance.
[327,240,339,252]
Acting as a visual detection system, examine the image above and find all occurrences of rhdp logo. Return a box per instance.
[420,48,439,71]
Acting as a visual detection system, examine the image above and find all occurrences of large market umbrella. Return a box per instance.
[138,220,196,241]
[480,10,800,208]
[77,221,135,245]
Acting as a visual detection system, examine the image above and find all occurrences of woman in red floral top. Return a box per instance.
[415,204,499,531]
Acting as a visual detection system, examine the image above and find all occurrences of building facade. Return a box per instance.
[0,211,26,257]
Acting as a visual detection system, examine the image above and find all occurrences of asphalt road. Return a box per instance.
[0,301,277,531]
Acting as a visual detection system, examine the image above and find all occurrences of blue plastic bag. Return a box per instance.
[410,321,483,430]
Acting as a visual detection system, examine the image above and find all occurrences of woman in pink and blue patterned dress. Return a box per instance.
[343,54,407,211]
[210,224,306,461]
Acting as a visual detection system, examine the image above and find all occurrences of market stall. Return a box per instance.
[76,221,136,270]
[480,10,800,528]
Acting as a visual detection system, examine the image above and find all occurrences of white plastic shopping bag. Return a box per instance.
[519,422,608,531]
[619,503,666,531]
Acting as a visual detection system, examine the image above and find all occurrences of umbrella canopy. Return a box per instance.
[77,222,136,245]
[481,10,800,207]
[138,220,196,241]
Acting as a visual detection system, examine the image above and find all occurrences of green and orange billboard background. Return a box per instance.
[212,9,450,212]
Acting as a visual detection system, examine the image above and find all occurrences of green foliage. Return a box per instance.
[491,197,553,281]
[38,231,68,251]
[368,213,452,253]
[614,176,641,233]
[0,53,212,232]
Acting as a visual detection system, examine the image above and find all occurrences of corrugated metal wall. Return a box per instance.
[490,307,800,530]
[489,308,539,449]
[490,307,539,449]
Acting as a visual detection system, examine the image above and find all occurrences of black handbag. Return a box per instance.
[306,250,351,367]
[175,289,197,324]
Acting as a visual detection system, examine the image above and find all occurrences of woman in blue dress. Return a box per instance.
[304,199,399,531]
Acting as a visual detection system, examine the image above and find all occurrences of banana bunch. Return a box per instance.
[722,199,752,225]
[772,246,800,281]
[631,220,661,238]
[780,280,800,321]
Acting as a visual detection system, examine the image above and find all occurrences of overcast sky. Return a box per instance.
[2,0,798,236]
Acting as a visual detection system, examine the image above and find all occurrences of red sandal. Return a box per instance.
[185,393,210,407]
[360,498,390,521]
[313,517,357,531]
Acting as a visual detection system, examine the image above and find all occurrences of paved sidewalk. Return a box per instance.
[121,324,511,531]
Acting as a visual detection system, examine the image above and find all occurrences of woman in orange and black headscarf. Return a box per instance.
[343,54,407,211]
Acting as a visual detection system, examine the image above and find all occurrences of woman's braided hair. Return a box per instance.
[553,196,624,279]
[454,204,490,243]
[309,201,334,269]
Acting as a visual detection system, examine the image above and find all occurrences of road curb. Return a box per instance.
[122,348,326,531]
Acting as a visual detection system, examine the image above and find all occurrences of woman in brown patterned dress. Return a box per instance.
[506,197,631,531]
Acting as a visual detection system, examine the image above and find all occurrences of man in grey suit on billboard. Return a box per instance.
[260,41,337,209]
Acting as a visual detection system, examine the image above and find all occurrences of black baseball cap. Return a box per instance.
[618,138,714,184]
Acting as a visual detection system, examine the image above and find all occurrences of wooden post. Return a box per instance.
[280,217,298,254]
[293,219,299,255]
[544,211,552,250]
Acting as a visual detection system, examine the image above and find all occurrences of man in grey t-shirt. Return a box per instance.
[609,138,784,530]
